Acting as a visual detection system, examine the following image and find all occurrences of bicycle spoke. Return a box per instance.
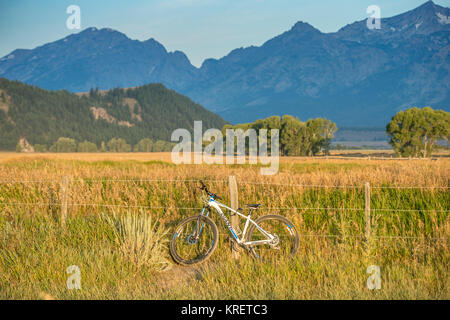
[248,216,299,261]
[171,215,218,265]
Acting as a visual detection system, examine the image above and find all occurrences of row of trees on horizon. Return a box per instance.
[17,137,175,153]
[222,115,338,156]
[15,114,340,156]
[14,107,450,157]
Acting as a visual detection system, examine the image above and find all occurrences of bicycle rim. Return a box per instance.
[170,216,218,265]
[247,215,299,261]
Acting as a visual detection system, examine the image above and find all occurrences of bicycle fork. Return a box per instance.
[193,207,208,240]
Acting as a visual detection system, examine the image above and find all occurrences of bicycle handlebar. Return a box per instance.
[198,180,222,200]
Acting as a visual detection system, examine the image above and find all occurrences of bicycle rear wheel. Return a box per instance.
[246,214,299,261]
[170,215,218,265]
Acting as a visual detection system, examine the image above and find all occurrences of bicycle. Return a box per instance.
[169,180,299,265]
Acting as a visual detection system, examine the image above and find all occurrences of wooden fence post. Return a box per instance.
[229,175,240,259]
[61,176,69,227]
[365,182,371,241]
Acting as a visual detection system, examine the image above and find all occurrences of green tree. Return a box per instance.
[386,107,450,157]
[225,115,337,156]
[134,138,153,152]
[107,138,131,152]
[100,141,107,152]
[78,141,98,153]
[152,140,169,152]
[280,115,304,156]
[305,118,338,155]
[34,144,47,152]
[50,137,77,153]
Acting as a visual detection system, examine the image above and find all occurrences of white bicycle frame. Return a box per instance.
[199,196,276,247]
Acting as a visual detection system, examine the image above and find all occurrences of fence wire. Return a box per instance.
[0,201,448,214]
[0,178,447,242]
[0,178,448,190]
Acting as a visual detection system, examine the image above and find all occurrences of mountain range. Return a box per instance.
[0,1,449,126]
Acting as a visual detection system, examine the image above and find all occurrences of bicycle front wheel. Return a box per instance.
[170,215,218,265]
[246,214,299,261]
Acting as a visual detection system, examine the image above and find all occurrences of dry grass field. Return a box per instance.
[0,152,448,299]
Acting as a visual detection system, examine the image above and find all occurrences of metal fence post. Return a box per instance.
[229,175,240,259]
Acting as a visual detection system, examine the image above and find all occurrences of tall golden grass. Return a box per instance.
[0,153,448,299]
[103,212,171,272]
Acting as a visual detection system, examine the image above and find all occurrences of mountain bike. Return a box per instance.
[169,180,299,265]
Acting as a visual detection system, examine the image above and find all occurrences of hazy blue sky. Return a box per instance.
[1,0,449,67]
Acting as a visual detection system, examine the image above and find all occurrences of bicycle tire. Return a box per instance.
[170,215,219,266]
[246,214,299,260]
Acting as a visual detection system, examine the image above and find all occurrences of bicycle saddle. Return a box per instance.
[245,203,262,209]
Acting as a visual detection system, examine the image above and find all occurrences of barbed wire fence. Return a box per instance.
[0,177,448,243]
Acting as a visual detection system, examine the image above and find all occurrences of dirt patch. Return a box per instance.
[154,264,205,292]
[90,107,115,123]
[118,120,133,127]
[90,106,134,127]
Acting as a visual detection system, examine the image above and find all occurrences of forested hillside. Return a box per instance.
[0,78,227,150]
